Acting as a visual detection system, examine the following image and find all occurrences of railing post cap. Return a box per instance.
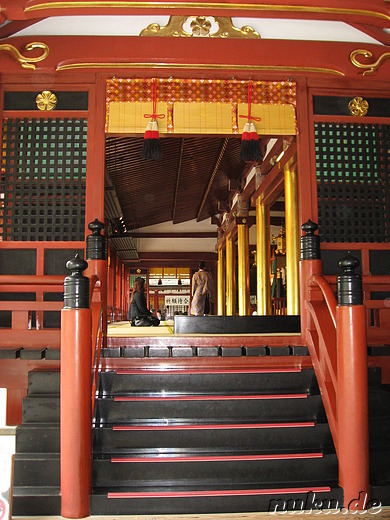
[301,219,318,235]
[300,219,320,260]
[337,252,363,306]
[338,251,360,273]
[64,254,90,309]
[86,219,107,261]
[66,254,88,274]
[88,218,104,235]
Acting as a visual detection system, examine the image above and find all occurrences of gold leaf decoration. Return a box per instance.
[348,97,369,117]
[141,16,260,39]
[36,90,58,111]
[0,42,49,70]
[350,48,390,76]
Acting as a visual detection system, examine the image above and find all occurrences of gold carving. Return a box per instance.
[350,49,390,76]
[141,16,259,38]
[57,61,344,76]
[36,91,58,111]
[348,97,369,117]
[0,42,49,70]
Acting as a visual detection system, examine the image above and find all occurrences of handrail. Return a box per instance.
[90,275,103,413]
[0,274,64,347]
[0,274,64,286]
[301,254,369,510]
[309,274,337,328]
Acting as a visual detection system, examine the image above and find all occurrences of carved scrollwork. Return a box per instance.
[0,42,49,70]
[350,48,390,76]
[141,16,260,39]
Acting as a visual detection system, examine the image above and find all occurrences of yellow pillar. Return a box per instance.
[225,233,236,316]
[256,197,271,315]
[217,245,226,316]
[284,164,300,315]
[237,223,250,316]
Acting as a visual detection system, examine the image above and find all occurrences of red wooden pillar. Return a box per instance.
[61,255,92,518]
[336,253,369,510]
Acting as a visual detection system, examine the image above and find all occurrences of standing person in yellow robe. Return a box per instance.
[190,261,213,316]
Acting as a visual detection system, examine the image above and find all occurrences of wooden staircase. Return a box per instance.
[90,362,341,515]
[11,340,390,516]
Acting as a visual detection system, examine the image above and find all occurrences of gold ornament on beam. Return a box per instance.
[36,90,58,111]
[0,42,49,70]
[348,96,369,117]
[140,16,260,39]
[350,48,390,76]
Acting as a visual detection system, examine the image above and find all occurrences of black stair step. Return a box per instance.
[368,391,390,418]
[370,451,390,484]
[369,418,390,449]
[16,424,60,453]
[13,454,59,487]
[369,485,390,508]
[90,484,343,515]
[22,396,59,423]
[92,452,338,487]
[93,422,334,453]
[94,394,326,425]
[28,370,60,396]
[367,367,383,389]
[12,487,61,516]
[98,368,319,396]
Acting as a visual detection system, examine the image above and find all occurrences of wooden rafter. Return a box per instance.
[172,138,185,224]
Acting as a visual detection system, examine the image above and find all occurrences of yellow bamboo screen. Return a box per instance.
[107,102,296,135]
[107,101,168,134]
[237,103,296,135]
[173,102,233,134]
[106,78,297,135]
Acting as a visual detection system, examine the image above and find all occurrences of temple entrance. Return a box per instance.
[104,77,298,320]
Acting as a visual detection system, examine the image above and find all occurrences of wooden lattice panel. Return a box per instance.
[315,122,390,243]
[1,118,87,241]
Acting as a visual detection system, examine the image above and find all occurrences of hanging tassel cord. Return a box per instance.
[142,79,165,160]
[239,81,261,129]
[240,81,263,161]
[143,79,165,130]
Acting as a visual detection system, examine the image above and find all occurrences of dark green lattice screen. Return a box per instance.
[315,122,390,243]
[0,117,87,241]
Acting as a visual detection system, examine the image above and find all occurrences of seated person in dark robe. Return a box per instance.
[128,277,160,327]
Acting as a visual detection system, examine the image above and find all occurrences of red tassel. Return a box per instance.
[141,119,162,160]
[240,121,263,162]
[141,79,164,161]
[240,81,263,162]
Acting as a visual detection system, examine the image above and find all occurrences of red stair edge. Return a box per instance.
[108,486,332,499]
[111,453,324,463]
[115,368,302,375]
[113,421,316,431]
[114,393,308,401]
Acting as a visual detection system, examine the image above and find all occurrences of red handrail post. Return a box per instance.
[336,254,369,511]
[86,219,108,348]
[60,255,92,518]
[300,220,322,344]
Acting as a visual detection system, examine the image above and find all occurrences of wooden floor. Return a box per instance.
[13,509,390,519]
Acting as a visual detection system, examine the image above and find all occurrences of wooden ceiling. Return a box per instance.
[105,135,246,231]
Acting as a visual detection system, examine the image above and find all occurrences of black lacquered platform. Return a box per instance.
[174,315,301,334]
